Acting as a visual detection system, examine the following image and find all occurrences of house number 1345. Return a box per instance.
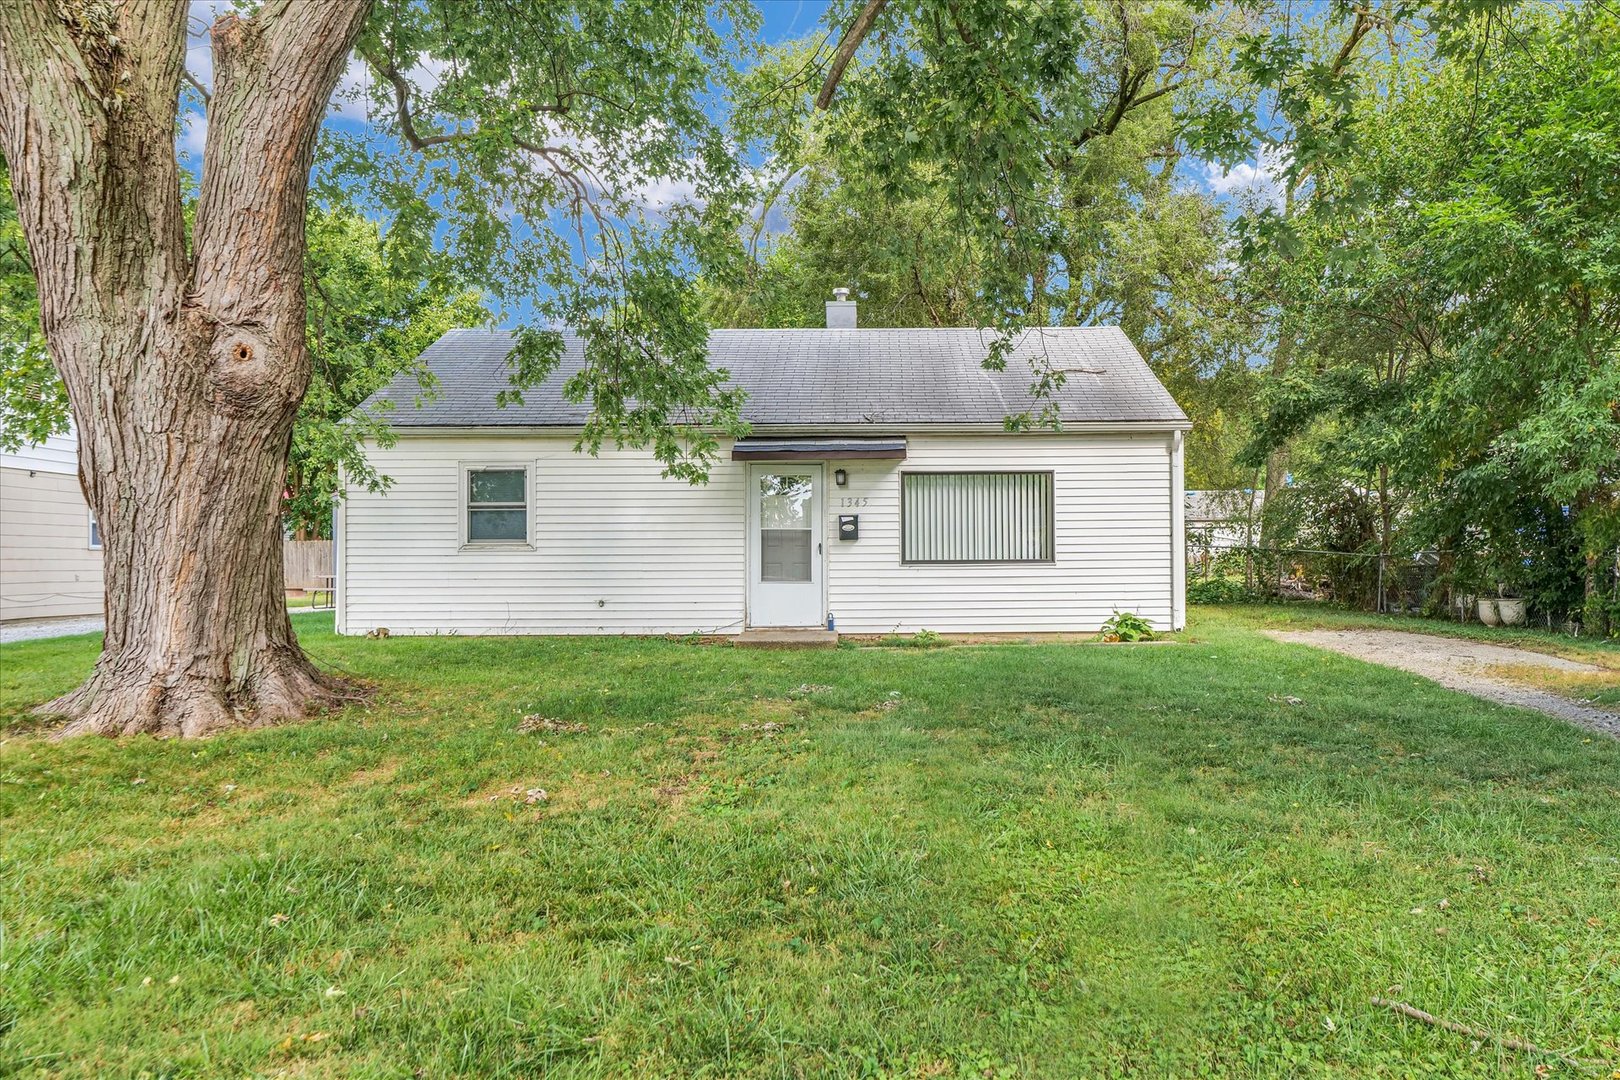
[839,497,869,508]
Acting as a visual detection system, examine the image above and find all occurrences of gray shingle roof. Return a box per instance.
[365,327,1187,428]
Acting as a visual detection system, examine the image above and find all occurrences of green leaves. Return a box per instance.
[711,0,1257,461]
[0,163,64,452]
[331,0,761,483]
[1234,3,1620,628]
[285,205,488,537]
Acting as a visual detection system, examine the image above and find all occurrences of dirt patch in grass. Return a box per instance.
[343,760,401,787]
[516,715,589,735]
[463,780,552,808]
[547,769,646,814]
[464,768,649,815]
[653,772,708,812]
[1484,663,1620,709]
[852,692,905,720]
[742,698,799,722]
[675,698,800,735]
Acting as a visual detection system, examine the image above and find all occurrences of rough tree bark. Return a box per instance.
[0,0,372,737]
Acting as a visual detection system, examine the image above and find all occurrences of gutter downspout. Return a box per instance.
[333,464,347,636]
[1171,430,1187,631]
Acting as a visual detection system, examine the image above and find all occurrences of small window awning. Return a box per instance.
[731,436,907,461]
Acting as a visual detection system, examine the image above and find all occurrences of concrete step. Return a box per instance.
[733,628,839,649]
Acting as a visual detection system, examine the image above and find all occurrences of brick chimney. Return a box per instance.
[825,286,856,329]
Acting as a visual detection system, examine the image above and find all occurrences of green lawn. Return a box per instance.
[2,609,1617,1077]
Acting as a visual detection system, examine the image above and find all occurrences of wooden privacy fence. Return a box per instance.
[283,539,333,590]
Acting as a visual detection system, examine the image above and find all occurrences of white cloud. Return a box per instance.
[328,53,461,125]
[1200,145,1289,209]
[628,175,701,211]
[518,120,714,218]
[328,55,372,121]
[178,111,207,160]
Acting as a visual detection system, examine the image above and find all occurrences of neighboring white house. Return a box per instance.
[0,423,104,622]
[336,302,1189,637]
[1186,489,1264,554]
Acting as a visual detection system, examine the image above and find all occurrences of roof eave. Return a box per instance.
[375,418,1192,437]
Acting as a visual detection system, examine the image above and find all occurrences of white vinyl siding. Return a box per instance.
[825,434,1175,633]
[902,471,1052,563]
[342,437,747,635]
[338,431,1179,635]
[0,428,78,475]
[1,466,105,621]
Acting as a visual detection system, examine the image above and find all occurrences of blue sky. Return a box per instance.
[754,1,831,43]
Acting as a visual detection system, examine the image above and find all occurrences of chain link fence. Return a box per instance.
[1188,520,1620,635]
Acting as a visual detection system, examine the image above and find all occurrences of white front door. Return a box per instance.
[748,465,823,627]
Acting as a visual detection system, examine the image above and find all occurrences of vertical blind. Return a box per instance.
[902,472,1053,563]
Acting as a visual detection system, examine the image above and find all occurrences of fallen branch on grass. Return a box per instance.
[1369,997,1600,1069]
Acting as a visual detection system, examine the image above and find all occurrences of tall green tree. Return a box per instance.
[1239,5,1620,630]
[0,0,756,736]
[1419,7,1620,630]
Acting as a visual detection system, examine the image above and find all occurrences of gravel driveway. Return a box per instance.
[2,608,316,645]
[1265,628,1620,739]
[0,615,106,644]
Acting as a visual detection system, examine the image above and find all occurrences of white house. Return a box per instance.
[1186,489,1264,555]
[0,423,104,622]
[336,304,1189,637]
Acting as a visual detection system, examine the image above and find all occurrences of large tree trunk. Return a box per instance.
[0,0,371,736]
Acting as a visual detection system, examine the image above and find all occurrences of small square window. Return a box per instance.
[465,466,529,544]
[88,510,102,550]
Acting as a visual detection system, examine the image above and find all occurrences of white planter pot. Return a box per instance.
[1496,598,1527,626]
[1477,598,1501,626]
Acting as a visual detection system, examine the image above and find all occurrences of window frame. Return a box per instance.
[459,462,534,550]
[88,509,102,551]
[899,469,1055,565]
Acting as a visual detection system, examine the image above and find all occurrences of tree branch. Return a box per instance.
[816,0,889,110]
[1369,998,1596,1069]
[357,44,622,260]
[1286,8,1377,197]
[182,67,211,104]
[1331,9,1375,79]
